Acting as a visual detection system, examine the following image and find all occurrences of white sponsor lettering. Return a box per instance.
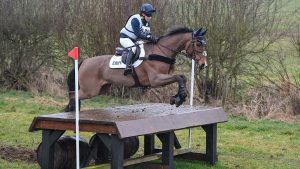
[112,61,122,65]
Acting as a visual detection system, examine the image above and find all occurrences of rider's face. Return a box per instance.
[143,14,152,22]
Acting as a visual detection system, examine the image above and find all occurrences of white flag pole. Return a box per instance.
[188,60,195,149]
[74,54,80,169]
[68,47,80,169]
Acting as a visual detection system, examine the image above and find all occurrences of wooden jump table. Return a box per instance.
[29,103,227,169]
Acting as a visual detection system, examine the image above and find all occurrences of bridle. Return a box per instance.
[155,34,207,62]
[185,39,207,60]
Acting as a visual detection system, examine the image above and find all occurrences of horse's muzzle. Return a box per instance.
[199,63,207,70]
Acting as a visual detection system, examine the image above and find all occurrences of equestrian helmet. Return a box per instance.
[140,3,156,16]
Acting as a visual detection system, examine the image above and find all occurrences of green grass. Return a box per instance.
[0,90,300,169]
[241,36,300,89]
[277,0,300,27]
[280,0,300,12]
[0,159,37,169]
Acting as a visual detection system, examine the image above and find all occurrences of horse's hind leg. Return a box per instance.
[64,91,81,112]
[64,85,102,112]
[79,83,104,100]
[64,63,83,112]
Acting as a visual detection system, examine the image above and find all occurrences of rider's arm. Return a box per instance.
[131,18,151,40]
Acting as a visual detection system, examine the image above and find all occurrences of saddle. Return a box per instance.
[115,45,141,64]
[109,42,145,69]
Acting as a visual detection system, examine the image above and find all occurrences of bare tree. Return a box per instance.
[0,0,172,91]
[0,0,297,112]
[0,0,58,89]
[170,0,287,106]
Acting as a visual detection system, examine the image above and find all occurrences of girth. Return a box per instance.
[148,54,176,65]
[132,54,176,87]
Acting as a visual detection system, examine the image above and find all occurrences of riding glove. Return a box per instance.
[149,35,158,43]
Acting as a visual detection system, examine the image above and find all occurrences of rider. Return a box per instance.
[120,3,158,76]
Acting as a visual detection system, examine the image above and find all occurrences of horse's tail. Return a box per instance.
[64,61,83,112]
[67,62,83,92]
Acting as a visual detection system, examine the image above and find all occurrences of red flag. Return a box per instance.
[68,47,79,60]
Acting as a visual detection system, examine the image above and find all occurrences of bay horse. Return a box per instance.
[64,27,207,112]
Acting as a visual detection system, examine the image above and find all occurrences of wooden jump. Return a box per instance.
[29,103,227,169]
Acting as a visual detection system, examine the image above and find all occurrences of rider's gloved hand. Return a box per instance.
[149,35,158,43]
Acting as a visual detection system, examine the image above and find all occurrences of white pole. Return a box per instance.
[188,60,195,149]
[190,60,195,106]
[75,59,80,169]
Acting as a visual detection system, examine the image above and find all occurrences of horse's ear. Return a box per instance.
[200,29,207,36]
[193,28,202,38]
[196,28,202,36]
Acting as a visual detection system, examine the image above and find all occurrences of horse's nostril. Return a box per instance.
[199,64,207,70]
[200,64,205,70]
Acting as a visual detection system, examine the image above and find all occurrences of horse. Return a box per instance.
[64,27,207,112]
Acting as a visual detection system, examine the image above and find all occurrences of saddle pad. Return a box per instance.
[109,43,145,69]
[109,55,144,68]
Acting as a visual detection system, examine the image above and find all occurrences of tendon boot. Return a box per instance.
[65,91,76,112]
[124,49,134,76]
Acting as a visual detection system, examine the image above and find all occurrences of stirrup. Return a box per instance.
[124,67,133,76]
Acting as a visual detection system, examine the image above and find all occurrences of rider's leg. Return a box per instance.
[124,49,134,75]
[120,38,136,75]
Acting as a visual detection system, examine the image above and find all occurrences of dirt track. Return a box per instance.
[0,146,36,163]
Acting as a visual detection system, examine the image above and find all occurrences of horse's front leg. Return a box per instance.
[170,75,187,107]
[149,74,187,107]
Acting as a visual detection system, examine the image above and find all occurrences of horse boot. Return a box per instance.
[64,91,76,112]
[124,49,134,76]
[64,91,81,112]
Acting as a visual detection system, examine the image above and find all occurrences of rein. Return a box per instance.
[156,39,200,61]
[157,43,186,57]
[131,32,206,87]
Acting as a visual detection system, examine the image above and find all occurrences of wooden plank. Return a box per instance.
[29,104,227,138]
[115,107,227,138]
[84,149,191,169]
[29,117,38,132]
[84,164,110,169]
[33,121,118,134]
[124,148,191,166]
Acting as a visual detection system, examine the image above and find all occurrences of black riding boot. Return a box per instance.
[124,50,134,76]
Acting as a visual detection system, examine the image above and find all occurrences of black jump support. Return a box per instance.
[40,130,65,169]
[144,123,218,166]
[203,124,217,164]
[29,103,227,169]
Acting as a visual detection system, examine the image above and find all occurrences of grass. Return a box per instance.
[0,90,300,169]
[0,159,37,169]
[280,0,300,12]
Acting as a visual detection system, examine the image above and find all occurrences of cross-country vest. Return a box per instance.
[120,14,151,40]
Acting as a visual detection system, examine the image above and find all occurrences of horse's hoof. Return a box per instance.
[64,105,73,112]
[175,93,187,107]
[170,96,181,107]
[170,96,176,105]
[175,99,184,107]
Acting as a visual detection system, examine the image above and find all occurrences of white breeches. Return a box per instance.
[120,38,136,53]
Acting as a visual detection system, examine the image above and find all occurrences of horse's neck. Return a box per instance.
[145,33,190,58]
